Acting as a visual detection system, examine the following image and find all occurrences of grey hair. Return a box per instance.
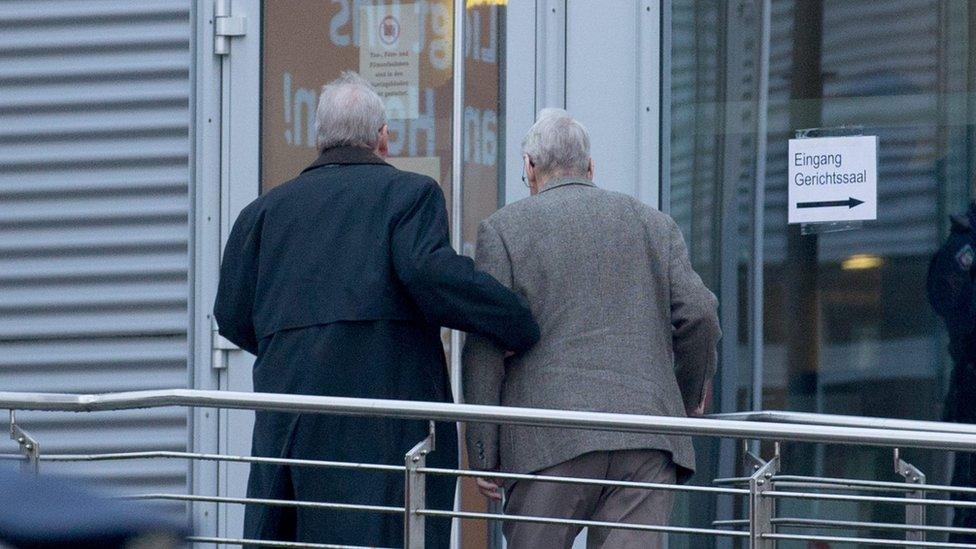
[315,71,387,151]
[521,108,591,177]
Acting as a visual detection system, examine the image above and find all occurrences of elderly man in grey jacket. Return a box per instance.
[462,109,721,548]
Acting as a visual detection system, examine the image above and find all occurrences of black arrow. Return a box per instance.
[797,197,864,209]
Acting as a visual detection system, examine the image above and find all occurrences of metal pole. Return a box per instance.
[748,0,772,473]
[713,410,976,436]
[9,411,39,475]
[750,0,771,417]
[448,0,466,403]
[447,5,464,541]
[5,390,976,452]
[748,454,778,549]
[404,425,435,549]
[895,449,927,543]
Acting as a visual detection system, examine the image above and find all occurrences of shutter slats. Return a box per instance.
[0,1,190,506]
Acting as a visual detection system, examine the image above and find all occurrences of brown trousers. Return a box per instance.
[503,450,676,549]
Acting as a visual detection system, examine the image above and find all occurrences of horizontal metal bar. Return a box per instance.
[765,490,976,509]
[715,410,976,437]
[774,475,976,496]
[418,467,749,496]
[712,519,748,527]
[3,389,976,451]
[763,533,976,548]
[713,476,749,485]
[0,450,404,472]
[122,493,403,514]
[773,517,976,536]
[186,536,393,549]
[774,481,915,494]
[417,509,749,538]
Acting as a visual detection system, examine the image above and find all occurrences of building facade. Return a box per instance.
[1,1,974,546]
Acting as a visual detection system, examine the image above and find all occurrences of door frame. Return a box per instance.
[190,0,262,543]
[192,0,669,545]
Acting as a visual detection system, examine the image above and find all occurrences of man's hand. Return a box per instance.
[476,477,502,501]
[687,380,713,417]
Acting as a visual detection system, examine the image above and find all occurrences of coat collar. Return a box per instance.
[539,176,596,193]
[301,145,390,174]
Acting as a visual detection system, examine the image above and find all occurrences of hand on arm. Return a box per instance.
[391,179,539,351]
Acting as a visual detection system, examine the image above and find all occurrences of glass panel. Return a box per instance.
[457,2,505,547]
[669,0,976,545]
[261,0,456,200]
[259,0,459,388]
[668,2,762,544]
[459,2,503,256]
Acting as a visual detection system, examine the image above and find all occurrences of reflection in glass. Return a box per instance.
[261,0,456,198]
[668,1,975,545]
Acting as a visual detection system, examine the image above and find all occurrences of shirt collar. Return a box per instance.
[301,145,390,174]
[540,176,596,193]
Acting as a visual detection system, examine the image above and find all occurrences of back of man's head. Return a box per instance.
[315,71,387,152]
[521,108,591,178]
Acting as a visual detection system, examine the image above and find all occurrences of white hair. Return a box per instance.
[315,71,387,151]
[521,108,591,177]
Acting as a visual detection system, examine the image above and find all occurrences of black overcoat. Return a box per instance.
[214,146,539,548]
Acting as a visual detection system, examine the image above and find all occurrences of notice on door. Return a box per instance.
[359,4,420,120]
[788,135,878,224]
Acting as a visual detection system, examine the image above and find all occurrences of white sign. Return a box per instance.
[359,4,420,120]
[787,135,878,224]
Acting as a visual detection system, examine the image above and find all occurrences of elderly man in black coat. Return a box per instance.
[214,71,539,548]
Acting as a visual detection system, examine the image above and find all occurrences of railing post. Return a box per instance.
[894,448,926,543]
[404,422,436,549]
[9,411,39,475]
[747,444,779,549]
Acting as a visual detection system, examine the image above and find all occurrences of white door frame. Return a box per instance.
[214,0,263,541]
[191,0,262,544]
[503,0,661,209]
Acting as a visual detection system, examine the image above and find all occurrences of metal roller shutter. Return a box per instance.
[0,0,190,503]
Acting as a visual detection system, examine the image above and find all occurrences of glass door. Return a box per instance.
[256,2,515,546]
[261,1,456,194]
[667,0,976,545]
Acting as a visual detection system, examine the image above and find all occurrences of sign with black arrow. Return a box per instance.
[788,135,878,224]
[796,197,864,210]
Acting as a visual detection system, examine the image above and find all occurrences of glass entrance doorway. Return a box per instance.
[258,2,506,546]
[668,0,976,544]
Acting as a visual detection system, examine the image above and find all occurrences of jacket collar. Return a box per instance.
[540,176,596,193]
[301,145,390,174]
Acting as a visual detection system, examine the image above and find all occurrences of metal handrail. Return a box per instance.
[2,389,976,451]
[714,410,976,436]
[420,467,749,495]
[186,536,394,549]
[771,475,976,496]
[417,509,750,539]
[6,390,976,548]
[124,493,404,514]
[0,450,405,472]
[714,517,976,536]
[764,533,976,548]
[765,490,976,509]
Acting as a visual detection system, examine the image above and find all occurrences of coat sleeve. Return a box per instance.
[391,179,539,352]
[667,218,721,411]
[462,221,511,471]
[213,204,261,355]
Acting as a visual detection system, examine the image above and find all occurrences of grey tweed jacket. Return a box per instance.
[462,177,720,480]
